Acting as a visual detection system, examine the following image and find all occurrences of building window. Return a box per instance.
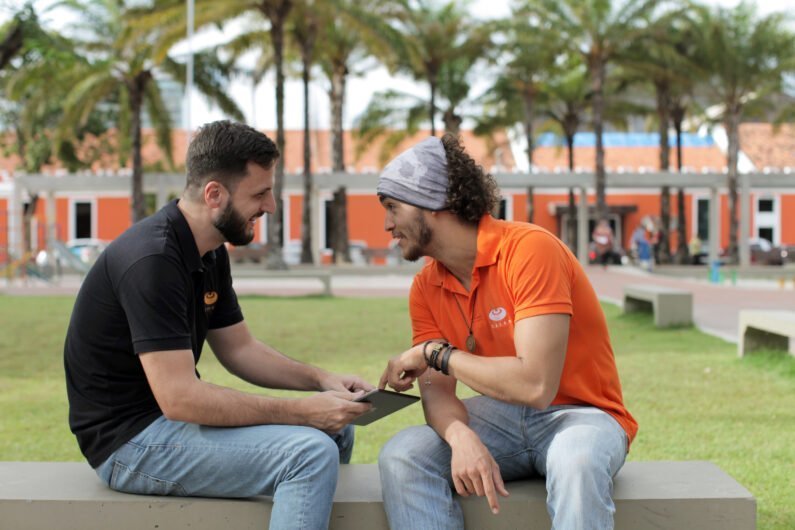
[696,198,709,242]
[758,227,774,242]
[497,199,507,220]
[757,199,774,213]
[74,202,92,239]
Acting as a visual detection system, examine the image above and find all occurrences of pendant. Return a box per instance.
[466,334,476,352]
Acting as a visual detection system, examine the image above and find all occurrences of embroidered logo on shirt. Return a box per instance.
[489,307,507,322]
[204,291,218,305]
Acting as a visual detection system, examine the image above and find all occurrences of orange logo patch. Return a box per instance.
[204,291,218,305]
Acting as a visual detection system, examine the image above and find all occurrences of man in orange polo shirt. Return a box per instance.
[377,134,637,530]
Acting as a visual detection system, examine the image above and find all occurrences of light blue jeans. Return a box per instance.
[95,416,354,530]
[379,397,628,530]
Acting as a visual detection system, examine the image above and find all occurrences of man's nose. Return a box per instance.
[384,214,394,232]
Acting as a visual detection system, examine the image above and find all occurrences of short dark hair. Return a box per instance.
[185,120,279,195]
[442,133,500,224]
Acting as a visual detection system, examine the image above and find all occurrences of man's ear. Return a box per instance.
[204,181,226,210]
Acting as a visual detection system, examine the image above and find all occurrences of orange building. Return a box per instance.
[2,124,794,264]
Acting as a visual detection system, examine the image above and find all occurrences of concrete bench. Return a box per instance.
[738,309,795,357]
[0,461,755,529]
[259,269,332,296]
[623,284,693,327]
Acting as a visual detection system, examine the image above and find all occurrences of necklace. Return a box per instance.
[453,291,477,352]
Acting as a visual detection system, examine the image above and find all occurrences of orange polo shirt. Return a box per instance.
[410,215,638,444]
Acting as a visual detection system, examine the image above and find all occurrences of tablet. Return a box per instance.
[352,389,421,426]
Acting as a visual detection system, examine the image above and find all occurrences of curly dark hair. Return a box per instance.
[441,133,500,224]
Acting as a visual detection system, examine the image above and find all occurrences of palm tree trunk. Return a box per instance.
[129,75,147,223]
[300,49,313,265]
[566,133,577,252]
[672,107,689,264]
[428,77,437,136]
[591,57,607,222]
[656,83,671,264]
[523,89,535,225]
[263,1,292,269]
[330,62,351,264]
[726,107,740,264]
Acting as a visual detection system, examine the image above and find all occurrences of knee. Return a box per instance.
[282,429,340,481]
[378,428,427,484]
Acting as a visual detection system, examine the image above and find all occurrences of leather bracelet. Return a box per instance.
[440,345,455,375]
[422,340,434,365]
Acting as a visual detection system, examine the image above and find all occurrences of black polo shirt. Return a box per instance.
[64,200,243,468]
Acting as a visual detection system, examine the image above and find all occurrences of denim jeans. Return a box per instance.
[95,416,354,530]
[379,397,628,530]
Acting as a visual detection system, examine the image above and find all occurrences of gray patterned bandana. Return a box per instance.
[377,136,448,210]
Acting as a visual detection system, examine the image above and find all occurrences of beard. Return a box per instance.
[402,210,433,262]
[214,201,256,246]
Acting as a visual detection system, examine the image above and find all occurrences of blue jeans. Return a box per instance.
[95,416,354,530]
[379,397,628,530]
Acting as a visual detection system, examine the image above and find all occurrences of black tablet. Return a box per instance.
[352,389,421,426]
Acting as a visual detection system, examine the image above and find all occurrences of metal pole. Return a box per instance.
[185,0,194,137]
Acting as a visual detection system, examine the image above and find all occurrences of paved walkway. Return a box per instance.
[2,265,792,344]
[586,266,794,343]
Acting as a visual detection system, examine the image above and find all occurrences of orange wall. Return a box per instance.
[782,195,795,243]
[347,195,394,248]
[97,198,132,241]
[0,198,7,250]
[56,198,69,241]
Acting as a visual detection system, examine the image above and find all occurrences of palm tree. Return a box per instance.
[42,0,243,223]
[537,55,591,250]
[316,0,396,263]
[376,0,487,137]
[476,12,561,223]
[528,0,660,221]
[134,0,292,266]
[290,1,321,264]
[354,4,488,163]
[688,1,795,263]
[623,13,694,264]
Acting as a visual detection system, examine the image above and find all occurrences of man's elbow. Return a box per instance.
[506,382,558,410]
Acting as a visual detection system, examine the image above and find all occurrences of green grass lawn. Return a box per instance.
[1,295,793,529]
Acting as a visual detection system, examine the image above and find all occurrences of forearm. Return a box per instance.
[160,378,308,426]
[220,341,326,391]
[445,350,556,409]
[421,375,472,444]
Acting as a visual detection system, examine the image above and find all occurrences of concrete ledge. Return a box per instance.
[257,269,332,296]
[623,284,693,327]
[738,309,795,357]
[0,461,755,529]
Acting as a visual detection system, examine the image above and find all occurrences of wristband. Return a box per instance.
[440,345,455,375]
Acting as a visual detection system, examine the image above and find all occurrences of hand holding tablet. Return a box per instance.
[352,389,421,426]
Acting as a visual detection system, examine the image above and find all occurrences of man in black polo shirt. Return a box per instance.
[64,120,372,529]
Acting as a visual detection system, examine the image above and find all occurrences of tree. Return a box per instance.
[537,55,591,250]
[529,0,660,221]
[316,0,395,263]
[135,0,292,266]
[354,2,489,162]
[40,0,243,223]
[688,2,795,263]
[476,12,560,223]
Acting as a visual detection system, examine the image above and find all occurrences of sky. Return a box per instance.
[3,0,794,132]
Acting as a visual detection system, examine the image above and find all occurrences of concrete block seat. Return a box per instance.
[0,461,755,529]
[258,269,332,296]
[738,309,795,357]
[623,284,693,327]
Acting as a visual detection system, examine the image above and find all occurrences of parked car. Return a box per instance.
[749,238,788,265]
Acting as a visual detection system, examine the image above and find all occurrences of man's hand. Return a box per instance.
[378,343,428,391]
[297,391,372,432]
[449,427,510,515]
[318,372,375,393]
